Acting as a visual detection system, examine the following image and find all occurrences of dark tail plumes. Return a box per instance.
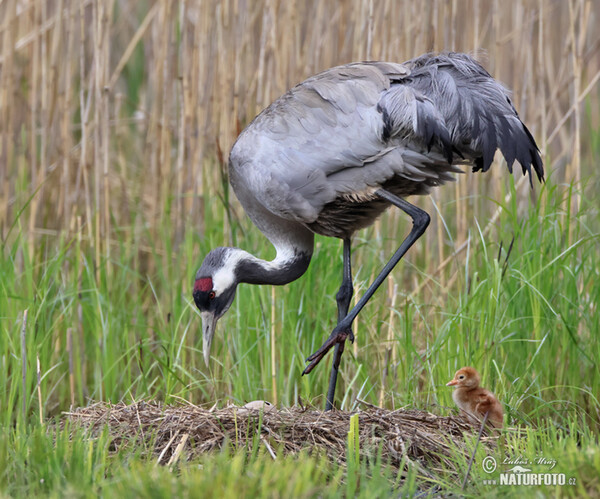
[404,52,544,186]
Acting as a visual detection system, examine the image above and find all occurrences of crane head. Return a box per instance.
[193,248,238,366]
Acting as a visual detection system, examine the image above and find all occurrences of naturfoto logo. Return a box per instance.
[481,456,576,487]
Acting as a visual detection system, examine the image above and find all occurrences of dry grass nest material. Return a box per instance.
[64,401,497,470]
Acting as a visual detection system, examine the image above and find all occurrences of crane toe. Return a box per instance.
[302,325,353,375]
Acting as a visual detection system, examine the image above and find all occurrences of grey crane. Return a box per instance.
[193,52,544,411]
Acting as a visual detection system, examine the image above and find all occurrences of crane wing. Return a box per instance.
[230,63,403,222]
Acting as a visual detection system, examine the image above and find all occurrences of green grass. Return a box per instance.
[1,165,600,495]
[0,415,598,497]
[0,422,424,498]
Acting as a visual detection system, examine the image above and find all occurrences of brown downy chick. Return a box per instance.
[447,367,503,429]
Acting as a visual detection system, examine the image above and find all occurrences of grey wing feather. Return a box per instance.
[402,53,544,184]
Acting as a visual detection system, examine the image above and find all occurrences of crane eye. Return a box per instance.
[458,375,464,379]
[209,291,216,300]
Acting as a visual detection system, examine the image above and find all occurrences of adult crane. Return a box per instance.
[193,52,544,411]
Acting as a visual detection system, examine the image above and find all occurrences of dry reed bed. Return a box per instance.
[1,1,598,318]
[1,0,598,247]
[64,400,494,472]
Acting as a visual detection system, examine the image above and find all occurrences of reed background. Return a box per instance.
[2,0,599,259]
[1,0,600,496]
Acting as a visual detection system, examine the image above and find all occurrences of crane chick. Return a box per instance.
[447,367,503,429]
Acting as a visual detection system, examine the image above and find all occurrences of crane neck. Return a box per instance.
[233,246,313,286]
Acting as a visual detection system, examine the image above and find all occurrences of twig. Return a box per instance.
[21,310,28,421]
[156,429,180,466]
[461,412,489,490]
[261,435,277,460]
[107,3,159,89]
[167,433,189,467]
[37,356,43,424]
[67,328,75,408]
[356,397,383,410]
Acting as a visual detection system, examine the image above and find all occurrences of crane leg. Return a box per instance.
[303,190,430,399]
[324,237,353,411]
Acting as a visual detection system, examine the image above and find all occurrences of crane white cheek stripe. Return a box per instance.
[211,250,241,296]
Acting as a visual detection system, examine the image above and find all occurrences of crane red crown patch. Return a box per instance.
[194,277,213,293]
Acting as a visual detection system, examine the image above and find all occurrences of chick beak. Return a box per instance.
[446,379,458,386]
[201,311,218,367]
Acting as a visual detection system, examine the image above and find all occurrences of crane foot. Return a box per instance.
[302,325,354,376]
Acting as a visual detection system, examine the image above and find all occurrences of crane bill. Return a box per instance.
[201,311,218,367]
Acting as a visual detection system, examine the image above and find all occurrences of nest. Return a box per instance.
[64,400,497,478]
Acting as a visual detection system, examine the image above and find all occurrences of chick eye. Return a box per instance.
[209,291,216,300]
[459,375,464,379]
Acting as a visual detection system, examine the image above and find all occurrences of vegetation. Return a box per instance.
[1,0,599,496]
